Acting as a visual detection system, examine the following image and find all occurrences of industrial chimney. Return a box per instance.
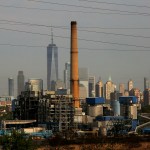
[70,21,80,108]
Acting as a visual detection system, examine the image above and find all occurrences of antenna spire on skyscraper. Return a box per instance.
[51,27,53,44]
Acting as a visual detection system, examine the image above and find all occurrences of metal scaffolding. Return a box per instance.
[14,91,74,132]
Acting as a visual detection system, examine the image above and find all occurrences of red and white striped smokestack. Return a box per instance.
[70,21,80,108]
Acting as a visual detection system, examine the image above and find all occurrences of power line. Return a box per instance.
[1,19,150,30]
[28,0,150,16]
[1,19,150,39]
[0,19,68,29]
[0,26,150,49]
[79,0,150,9]
[78,29,150,39]
[0,43,150,51]
[79,26,150,29]
[0,3,150,16]
[0,4,126,16]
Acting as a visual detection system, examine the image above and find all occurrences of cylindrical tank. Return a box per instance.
[111,100,120,116]
[88,105,103,117]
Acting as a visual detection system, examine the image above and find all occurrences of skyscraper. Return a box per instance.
[26,78,43,93]
[47,33,58,91]
[128,79,133,91]
[89,76,95,97]
[17,71,24,96]
[144,77,149,90]
[119,83,125,96]
[64,62,70,90]
[143,88,150,106]
[96,78,103,97]
[79,68,89,97]
[105,76,115,101]
[8,78,14,96]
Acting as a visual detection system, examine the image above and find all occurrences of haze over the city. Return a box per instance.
[0,0,150,95]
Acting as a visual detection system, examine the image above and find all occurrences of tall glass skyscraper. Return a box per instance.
[17,71,24,96]
[64,62,70,90]
[47,36,58,90]
[8,78,14,96]
[89,76,95,97]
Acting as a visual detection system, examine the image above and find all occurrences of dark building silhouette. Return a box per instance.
[8,78,14,96]
[144,89,150,106]
[47,33,58,91]
[144,77,149,90]
[17,71,24,96]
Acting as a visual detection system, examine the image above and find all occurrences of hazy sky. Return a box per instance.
[0,0,150,96]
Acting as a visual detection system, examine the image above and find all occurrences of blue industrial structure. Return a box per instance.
[86,97,105,105]
[84,96,140,136]
[119,96,138,104]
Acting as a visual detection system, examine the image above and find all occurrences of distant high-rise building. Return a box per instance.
[27,78,43,92]
[89,76,95,97]
[143,88,150,106]
[64,62,70,90]
[119,83,125,96]
[124,90,129,96]
[8,78,14,96]
[79,68,89,97]
[129,88,141,103]
[17,71,24,96]
[96,78,103,97]
[110,91,122,101]
[105,76,115,101]
[144,77,149,90]
[128,79,133,91]
[47,33,58,91]
[79,84,87,100]
[54,79,65,91]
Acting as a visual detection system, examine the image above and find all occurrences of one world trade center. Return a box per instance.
[47,35,58,91]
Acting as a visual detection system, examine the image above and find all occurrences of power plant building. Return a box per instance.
[47,35,58,91]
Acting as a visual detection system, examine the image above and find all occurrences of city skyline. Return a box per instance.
[0,68,149,96]
[0,0,150,95]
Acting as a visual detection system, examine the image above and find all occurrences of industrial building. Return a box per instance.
[7,21,150,140]
[13,91,74,132]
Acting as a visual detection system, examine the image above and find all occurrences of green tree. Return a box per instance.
[1,130,37,150]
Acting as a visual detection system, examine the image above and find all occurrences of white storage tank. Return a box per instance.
[88,105,103,117]
[111,100,120,116]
